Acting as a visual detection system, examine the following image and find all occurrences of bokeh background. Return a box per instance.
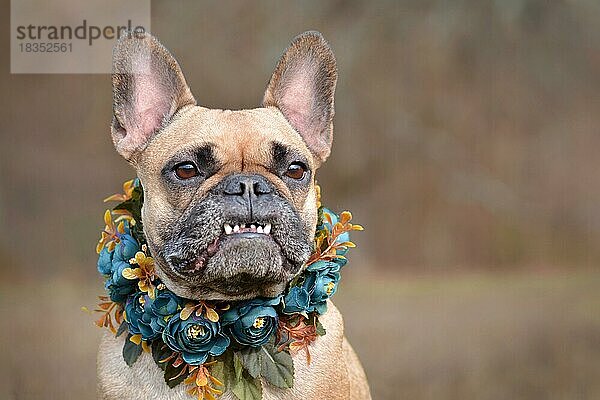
[1,1,599,399]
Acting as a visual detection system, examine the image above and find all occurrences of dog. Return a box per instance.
[97,31,371,400]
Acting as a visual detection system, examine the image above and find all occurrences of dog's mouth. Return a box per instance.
[158,191,313,300]
[169,220,278,275]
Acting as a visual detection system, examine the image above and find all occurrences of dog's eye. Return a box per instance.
[173,162,199,180]
[285,162,307,180]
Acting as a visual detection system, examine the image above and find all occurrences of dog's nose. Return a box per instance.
[220,174,274,221]
[221,174,273,200]
[222,174,273,197]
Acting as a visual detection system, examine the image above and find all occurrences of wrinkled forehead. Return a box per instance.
[137,106,312,174]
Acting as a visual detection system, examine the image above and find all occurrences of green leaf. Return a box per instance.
[259,341,294,389]
[114,201,139,222]
[317,206,324,227]
[164,361,188,389]
[122,334,142,367]
[206,350,237,391]
[236,347,261,379]
[115,322,128,338]
[233,352,244,381]
[114,185,144,224]
[151,341,172,371]
[315,318,326,336]
[131,221,146,247]
[210,360,226,386]
[231,370,262,400]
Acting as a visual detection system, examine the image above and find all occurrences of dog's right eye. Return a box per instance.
[173,162,199,180]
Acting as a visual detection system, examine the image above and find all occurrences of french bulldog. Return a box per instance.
[97,31,371,400]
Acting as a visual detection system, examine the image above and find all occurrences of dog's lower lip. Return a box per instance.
[193,256,206,270]
[187,237,221,272]
[206,237,219,256]
[174,251,207,274]
[170,237,220,275]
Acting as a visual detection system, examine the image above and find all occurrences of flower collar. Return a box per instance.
[92,178,362,399]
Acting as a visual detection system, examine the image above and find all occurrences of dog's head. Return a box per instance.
[110,31,337,301]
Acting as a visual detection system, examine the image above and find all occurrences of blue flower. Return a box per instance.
[282,286,310,314]
[163,313,230,365]
[97,248,113,276]
[97,226,139,276]
[122,289,181,341]
[104,277,136,303]
[138,289,182,340]
[97,232,141,304]
[305,260,338,273]
[304,260,341,314]
[124,292,150,336]
[138,312,159,340]
[113,233,139,263]
[222,297,281,347]
[152,289,182,317]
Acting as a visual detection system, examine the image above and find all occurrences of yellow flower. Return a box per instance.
[180,301,224,323]
[122,250,157,298]
[315,184,322,209]
[104,179,136,202]
[96,210,126,253]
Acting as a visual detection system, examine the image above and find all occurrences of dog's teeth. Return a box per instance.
[256,226,264,234]
[233,225,240,233]
[224,224,232,235]
[250,224,256,230]
[264,223,271,234]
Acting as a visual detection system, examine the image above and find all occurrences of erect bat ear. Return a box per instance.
[111,32,196,161]
[263,31,338,166]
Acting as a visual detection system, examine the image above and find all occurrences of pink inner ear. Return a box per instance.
[279,63,319,138]
[262,32,336,163]
[131,73,172,142]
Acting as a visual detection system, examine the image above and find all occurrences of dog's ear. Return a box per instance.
[111,32,196,161]
[263,31,337,166]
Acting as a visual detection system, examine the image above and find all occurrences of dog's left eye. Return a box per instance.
[173,162,199,180]
[285,162,307,180]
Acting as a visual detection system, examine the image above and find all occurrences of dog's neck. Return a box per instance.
[94,179,361,397]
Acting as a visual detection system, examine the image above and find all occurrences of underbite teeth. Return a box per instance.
[223,222,272,235]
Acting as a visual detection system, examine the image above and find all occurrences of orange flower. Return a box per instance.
[184,362,224,400]
[278,317,319,364]
[92,295,124,334]
[307,210,363,266]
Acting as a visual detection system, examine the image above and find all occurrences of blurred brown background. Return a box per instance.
[1,1,599,399]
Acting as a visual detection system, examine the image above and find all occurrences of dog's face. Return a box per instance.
[110,32,337,300]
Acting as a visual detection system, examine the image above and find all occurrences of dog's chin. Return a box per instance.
[201,278,289,301]
[160,232,299,301]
